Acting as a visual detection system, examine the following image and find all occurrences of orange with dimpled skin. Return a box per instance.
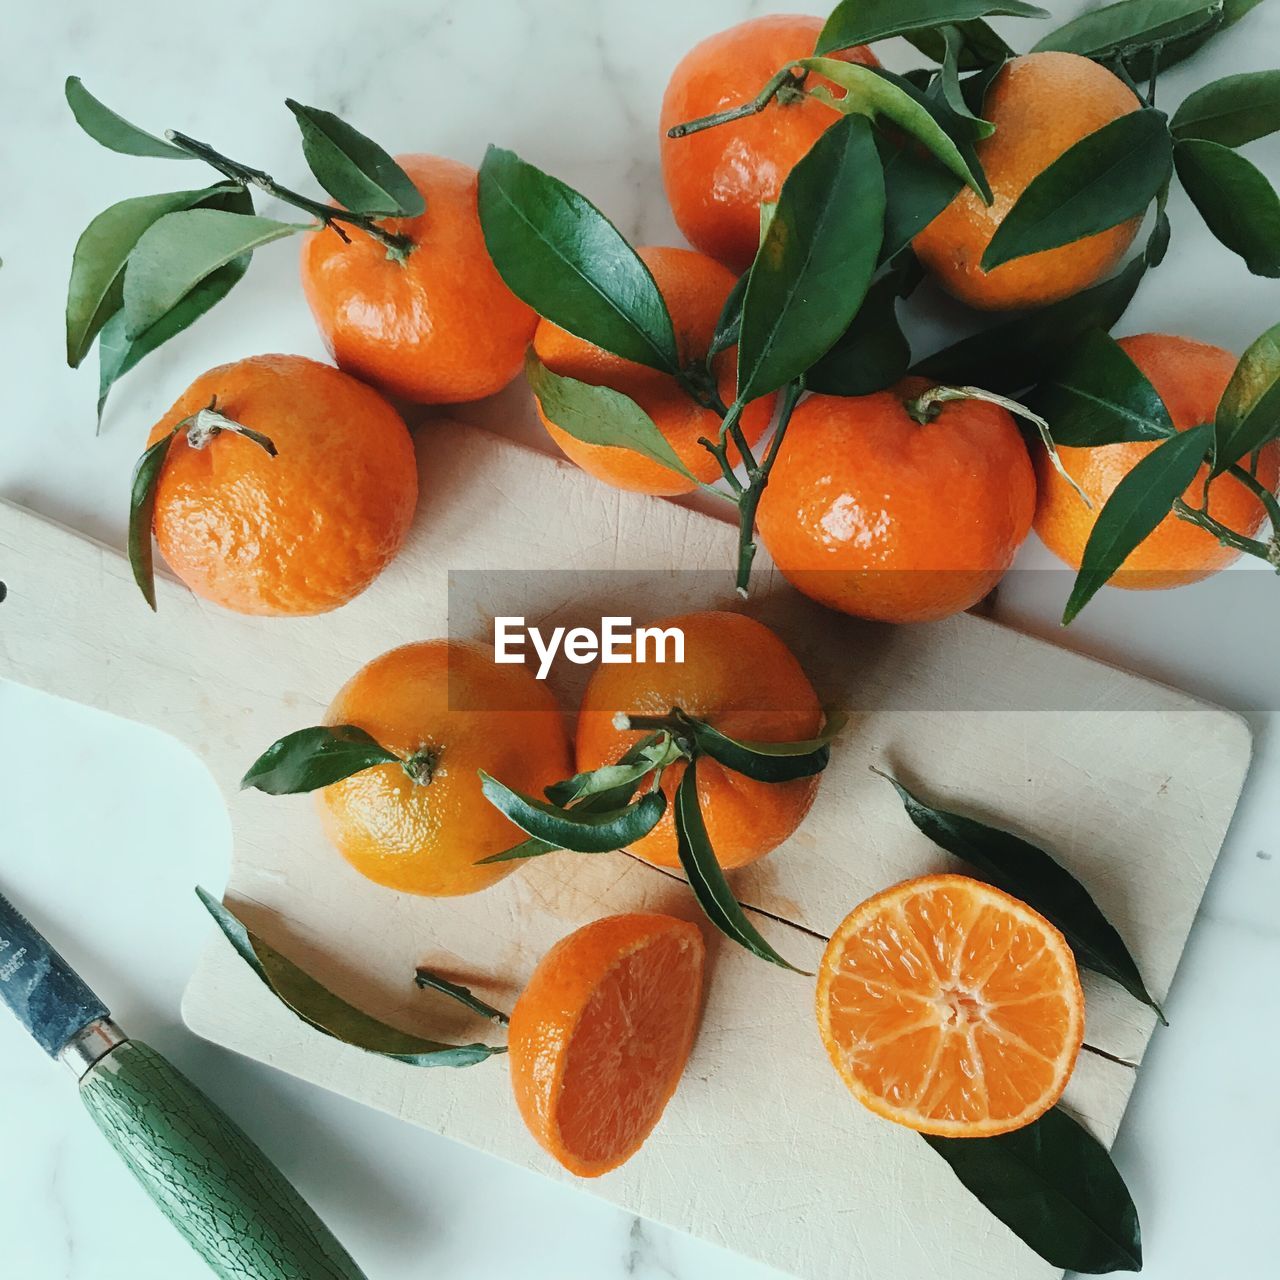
[660,14,879,273]
[300,154,537,404]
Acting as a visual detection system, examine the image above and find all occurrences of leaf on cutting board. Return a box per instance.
[924,1107,1143,1274]
[683,709,847,784]
[196,889,503,1065]
[241,725,402,795]
[874,769,1164,1018]
[673,764,807,972]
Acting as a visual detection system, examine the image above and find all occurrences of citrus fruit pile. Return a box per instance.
[55,0,1277,1269]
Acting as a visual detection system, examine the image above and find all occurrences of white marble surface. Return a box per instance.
[1,1,1278,1277]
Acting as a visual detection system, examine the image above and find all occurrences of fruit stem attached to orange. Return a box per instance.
[665,63,810,139]
[166,127,414,260]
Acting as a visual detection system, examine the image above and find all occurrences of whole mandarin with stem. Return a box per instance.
[575,610,823,871]
[660,14,879,273]
[300,154,537,404]
[145,354,417,616]
[1035,334,1280,588]
[755,380,1036,624]
[532,246,774,495]
[316,640,572,896]
[913,51,1144,310]
[508,912,705,1176]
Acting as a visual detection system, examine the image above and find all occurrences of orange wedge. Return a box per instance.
[508,913,705,1176]
[816,874,1084,1138]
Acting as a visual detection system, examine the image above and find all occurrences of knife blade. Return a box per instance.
[0,885,367,1279]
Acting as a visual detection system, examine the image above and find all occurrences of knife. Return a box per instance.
[0,887,368,1280]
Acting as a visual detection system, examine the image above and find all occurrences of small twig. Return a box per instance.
[1172,498,1277,564]
[1227,461,1280,532]
[666,65,806,139]
[166,128,414,260]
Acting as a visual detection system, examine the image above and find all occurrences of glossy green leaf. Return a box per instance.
[197,889,501,1066]
[1028,327,1175,446]
[736,112,884,401]
[1175,138,1280,277]
[127,428,178,609]
[912,254,1146,393]
[904,19,1014,69]
[477,146,678,372]
[877,769,1163,1017]
[1212,322,1280,473]
[525,350,698,483]
[1064,423,1214,622]
[286,99,423,217]
[982,110,1172,270]
[123,210,305,338]
[65,76,191,158]
[1171,70,1280,146]
[673,765,806,972]
[97,259,249,422]
[817,1,1047,54]
[1032,0,1223,65]
[414,970,510,1024]
[803,59,984,194]
[938,27,997,138]
[684,709,845,783]
[67,186,227,368]
[478,771,666,855]
[544,732,682,806]
[241,725,400,794]
[804,273,911,397]
[707,270,748,362]
[924,1107,1142,1274]
[879,136,964,264]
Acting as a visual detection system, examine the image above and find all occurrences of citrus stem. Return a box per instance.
[1172,498,1277,566]
[165,129,414,260]
[1227,461,1280,532]
[178,398,277,456]
[401,748,438,786]
[735,379,804,597]
[666,65,806,139]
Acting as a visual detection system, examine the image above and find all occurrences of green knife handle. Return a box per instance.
[78,1040,367,1280]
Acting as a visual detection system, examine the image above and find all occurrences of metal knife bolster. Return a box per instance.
[60,1019,128,1078]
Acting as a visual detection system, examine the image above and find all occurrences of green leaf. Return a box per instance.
[673,765,806,972]
[1064,422,1214,623]
[127,428,178,609]
[123,210,304,338]
[904,20,1015,70]
[525,350,698,484]
[1171,70,1280,146]
[706,270,748,363]
[924,1107,1142,1274]
[982,110,1172,270]
[876,769,1163,1017]
[802,59,985,195]
[878,136,964,265]
[285,99,423,217]
[97,259,249,423]
[65,76,191,159]
[913,254,1146,393]
[736,113,885,401]
[477,146,678,372]
[241,725,400,794]
[1032,0,1224,66]
[1174,138,1280,277]
[937,27,997,138]
[817,1,1048,55]
[1027,327,1175,446]
[414,969,510,1024]
[1212,322,1280,473]
[544,733,682,806]
[196,889,501,1066]
[804,274,911,397]
[684,709,845,784]
[478,771,666,855]
[67,187,224,368]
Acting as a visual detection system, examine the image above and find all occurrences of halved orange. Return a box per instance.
[816,874,1084,1138]
[508,913,705,1176]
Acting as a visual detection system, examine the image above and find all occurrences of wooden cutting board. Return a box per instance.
[0,421,1251,1280]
